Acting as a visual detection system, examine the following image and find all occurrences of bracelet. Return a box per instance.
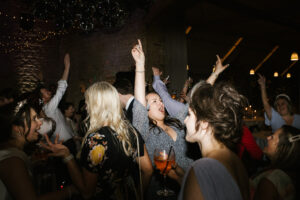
[211,72,219,77]
[63,154,74,163]
[135,70,145,73]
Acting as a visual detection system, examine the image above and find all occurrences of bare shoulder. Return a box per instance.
[210,151,250,200]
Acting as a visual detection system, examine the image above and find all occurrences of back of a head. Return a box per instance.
[190,81,248,151]
[274,125,300,171]
[113,79,134,95]
[85,81,122,132]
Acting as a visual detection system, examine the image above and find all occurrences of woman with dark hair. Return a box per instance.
[251,125,300,200]
[0,101,75,200]
[258,74,300,133]
[132,40,193,177]
[179,81,250,200]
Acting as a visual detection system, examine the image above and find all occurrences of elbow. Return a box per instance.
[142,165,153,179]
[145,166,153,177]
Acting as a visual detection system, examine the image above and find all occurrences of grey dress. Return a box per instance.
[132,99,193,199]
[178,158,243,200]
[132,99,193,171]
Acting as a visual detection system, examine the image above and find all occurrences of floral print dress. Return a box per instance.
[80,126,144,200]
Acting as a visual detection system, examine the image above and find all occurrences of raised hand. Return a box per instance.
[214,55,229,75]
[131,39,145,67]
[40,134,70,157]
[257,73,266,88]
[64,53,70,69]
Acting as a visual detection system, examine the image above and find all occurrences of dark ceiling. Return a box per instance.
[147,0,300,76]
[146,0,300,109]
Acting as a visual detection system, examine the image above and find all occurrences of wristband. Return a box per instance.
[211,72,219,78]
[135,70,145,73]
[63,154,74,163]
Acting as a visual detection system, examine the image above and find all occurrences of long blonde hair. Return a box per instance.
[80,81,137,157]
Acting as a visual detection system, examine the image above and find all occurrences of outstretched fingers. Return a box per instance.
[138,39,143,51]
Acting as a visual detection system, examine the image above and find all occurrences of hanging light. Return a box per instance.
[249,69,255,75]
[274,72,279,77]
[286,73,291,78]
[290,52,298,61]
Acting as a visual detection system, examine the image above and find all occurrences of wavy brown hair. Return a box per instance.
[190,81,248,152]
[272,125,300,171]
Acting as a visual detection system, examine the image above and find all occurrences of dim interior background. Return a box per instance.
[0,0,299,113]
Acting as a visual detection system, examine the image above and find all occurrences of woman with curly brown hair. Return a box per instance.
[179,81,250,200]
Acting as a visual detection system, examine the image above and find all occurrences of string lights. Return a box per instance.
[0,10,68,54]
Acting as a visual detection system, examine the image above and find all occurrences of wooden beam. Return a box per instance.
[280,61,298,77]
[221,37,243,62]
[254,45,279,72]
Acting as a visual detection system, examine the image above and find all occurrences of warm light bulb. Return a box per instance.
[286,73,291,78]
[291,52,298,61]
[274,72,279,77]
[250,69,255,75]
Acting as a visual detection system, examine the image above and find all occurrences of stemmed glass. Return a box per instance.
[153,147,176,196]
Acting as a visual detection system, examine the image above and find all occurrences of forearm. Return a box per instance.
[64,155,87,194]
[181,82,189,96]
[134,63,146,107]
[206,72,219,85]
[141,170,152,192]
[61,66,70,81]
[260,86,271,118]
[152,75,185,116]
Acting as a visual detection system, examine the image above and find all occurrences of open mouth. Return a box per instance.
[159,106,165,113]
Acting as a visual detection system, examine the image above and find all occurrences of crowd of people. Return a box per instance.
[0,39,299,200]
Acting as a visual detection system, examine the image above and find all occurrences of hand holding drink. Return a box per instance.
[153,147,175,196]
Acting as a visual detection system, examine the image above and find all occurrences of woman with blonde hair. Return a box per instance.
[43,81,152,200]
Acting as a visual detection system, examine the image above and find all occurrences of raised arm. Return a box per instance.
[179,77,193,103]
[152,67,186,117]
[44,54,70,112]
[258,74,272,120]
[132,39,146,107]
[61,53,70,81]
[206,55,229,85]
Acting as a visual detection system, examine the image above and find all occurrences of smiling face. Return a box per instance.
[146,93,165,122]
[184,108,198,143]
[263,128,281,160]
[275,98,290,116]
[24,108,42,142]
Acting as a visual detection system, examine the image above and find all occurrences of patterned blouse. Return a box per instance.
[80,126,144,200]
